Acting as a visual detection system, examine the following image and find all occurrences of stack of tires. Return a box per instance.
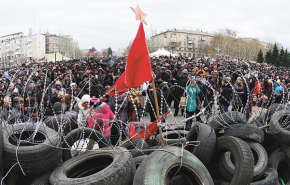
[1,106,290,185]
[1,123,62,185]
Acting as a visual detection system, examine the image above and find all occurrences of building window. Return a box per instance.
[188,53,191,57]
[183,53,186,57]
[179,53,181,57]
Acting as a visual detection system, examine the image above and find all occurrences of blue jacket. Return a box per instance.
[186,84,200,112]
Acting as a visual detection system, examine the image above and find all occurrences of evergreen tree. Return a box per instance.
[107,47,112,56]
[271,43,279,66]
[265,50,272,64]
[278,47,284,66]
[256,49,264,63]
[282,49,290,67]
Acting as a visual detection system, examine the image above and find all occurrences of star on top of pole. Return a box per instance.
[130,5,147,25]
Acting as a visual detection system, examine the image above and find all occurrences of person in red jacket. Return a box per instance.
[252,76,264,98]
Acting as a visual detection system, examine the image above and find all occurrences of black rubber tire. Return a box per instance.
[265,103,290,124]
[251,168,280,185]
[134,155,148,169]
[218,141,268,181]
[122,138,149,158]
[269,110,290,145]
[247,119,263,127]
[3,123,62,175]
[155,130,188,146]
[145,138,156,147]
[268,148,290,185]
[208,111,247,129]
[62,127,109,162]
[49,147,136,185]
[110,121,122,146]
[133,146,214,185]
[224,124,264,143]
[3,170,35,185]
[185,123,216,166]
[220,168,279,185]
[282,144,290,161]
[30,171,51,185]
[215,136,254,185]
[169,175,192,185]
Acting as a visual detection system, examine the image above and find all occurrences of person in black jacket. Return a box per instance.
[173,69,188,117]
[155,67,170,87]
[220,78,232,113]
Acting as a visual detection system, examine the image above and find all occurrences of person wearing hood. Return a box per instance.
[220,78,232,113]
[77,94,91,126]
[246,94,259,120]
[87,97,116,144]
[97,69,106,85]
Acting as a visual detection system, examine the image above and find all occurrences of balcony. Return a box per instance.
[188,46,193,49]
[188,40,193,44]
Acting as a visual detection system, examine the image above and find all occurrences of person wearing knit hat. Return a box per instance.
[53,102,63,114]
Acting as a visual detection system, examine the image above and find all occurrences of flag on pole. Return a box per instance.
[105,22,153,96]
[89,47,97,53]
[125,22,153,88]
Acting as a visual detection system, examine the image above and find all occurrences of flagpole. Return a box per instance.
[151,79,165,147]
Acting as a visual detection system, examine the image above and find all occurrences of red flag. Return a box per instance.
[129,123,137,138]
[105,72,128,96]
[125,22,153,88]
[103,51,106,57]
[131,111,170,140]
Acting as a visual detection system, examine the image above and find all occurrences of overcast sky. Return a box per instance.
[1,0,289,51]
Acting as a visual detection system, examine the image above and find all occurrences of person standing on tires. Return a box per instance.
[185,77,200,129]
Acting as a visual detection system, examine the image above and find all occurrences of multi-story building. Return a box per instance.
[0,32,45,63]
[150,28,214,58]
[45,33,75,58]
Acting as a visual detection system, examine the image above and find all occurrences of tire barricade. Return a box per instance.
[1,106,290,185]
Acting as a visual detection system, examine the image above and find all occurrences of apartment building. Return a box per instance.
[0,32,45,62]
[150,29,214,58]
[45,33,75,58]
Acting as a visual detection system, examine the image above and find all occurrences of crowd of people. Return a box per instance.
[0,55,289,141]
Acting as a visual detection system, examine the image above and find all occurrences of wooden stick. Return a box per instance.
[119,132,139,147]
[260,124,269,129]
[151,80,164,147]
